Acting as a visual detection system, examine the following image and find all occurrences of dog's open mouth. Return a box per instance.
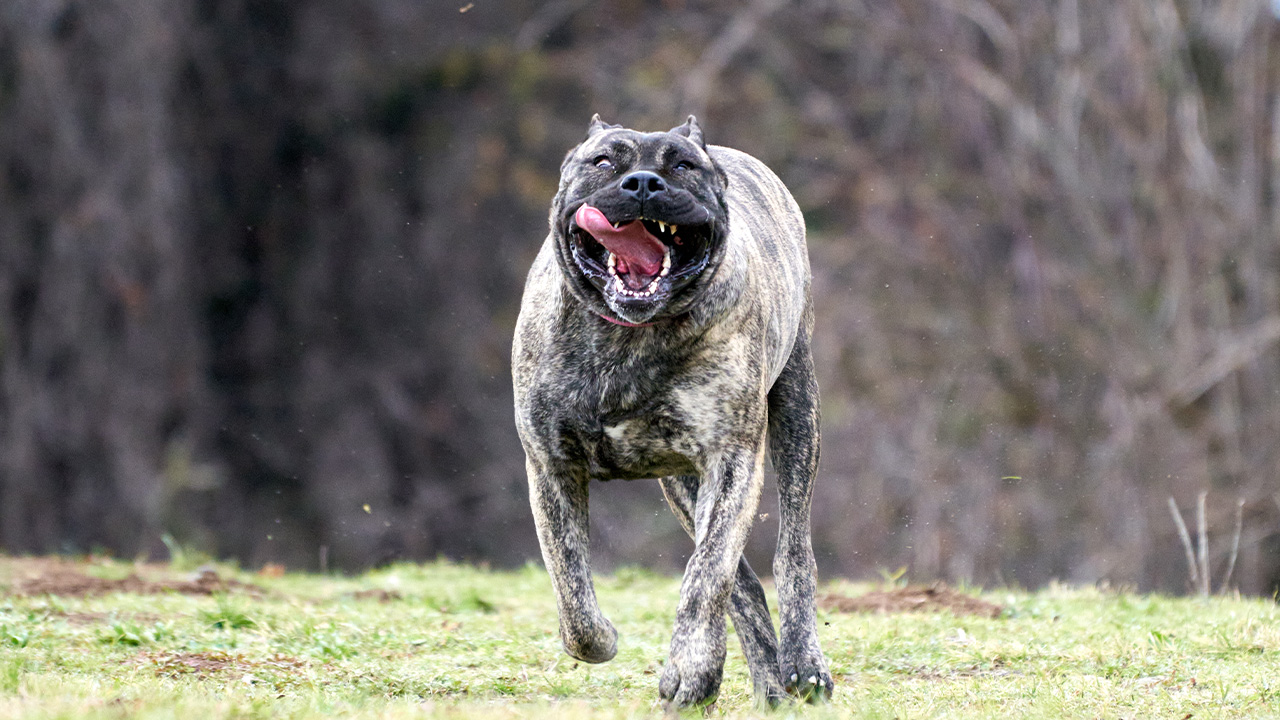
[569,204,713,302]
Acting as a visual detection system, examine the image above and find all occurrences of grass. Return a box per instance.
[0,556,1278,719]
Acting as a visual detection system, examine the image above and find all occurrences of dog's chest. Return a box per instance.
[533,357,746,480]
[571,410,697,481]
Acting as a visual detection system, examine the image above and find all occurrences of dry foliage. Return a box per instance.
[0,0,1278,594]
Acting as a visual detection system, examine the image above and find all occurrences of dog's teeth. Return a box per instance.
[607,253,617,275]
[612,272,663,298]
[670,224,677,234]
[808,675,817,685]
[658,221,667,233]
[791,673,799,682]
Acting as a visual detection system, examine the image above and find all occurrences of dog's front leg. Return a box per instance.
[660,474,785,706]
[526,457,617,663]
[659,436,768,708]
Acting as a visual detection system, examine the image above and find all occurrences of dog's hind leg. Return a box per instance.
[768,331,834,701]
[526,458,617,663]
[660,474,787,706]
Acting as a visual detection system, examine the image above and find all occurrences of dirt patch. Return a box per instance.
[348,588,403,602]
[819,583,1005,619]
[136,651,307,679]
[49,610,111,625]
[4,563,264,598]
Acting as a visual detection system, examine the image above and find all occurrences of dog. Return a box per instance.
[512,115,831,708]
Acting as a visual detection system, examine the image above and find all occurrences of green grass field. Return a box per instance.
[0,555,1277,719]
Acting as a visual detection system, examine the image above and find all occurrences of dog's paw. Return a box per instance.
[780,656,833,703]
[658,655,723,709]
[746,666,788,709]
[658,630,727,710]
[561,617,618,664]
[756,684,790,710]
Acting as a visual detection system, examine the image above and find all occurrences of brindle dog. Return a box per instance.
[512,115,832,708]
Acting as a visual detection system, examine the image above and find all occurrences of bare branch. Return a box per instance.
[1196,491,1210,598]
[1169,317,1280,406]
[515,0,592,52]
[1220,499,1244,593]
[680,0,787,118]
[1167,497,1199,590]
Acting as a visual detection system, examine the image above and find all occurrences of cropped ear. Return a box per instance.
[586,113,620,138]
[669,115,705,149]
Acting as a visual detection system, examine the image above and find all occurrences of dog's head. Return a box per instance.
[550,115,729,326]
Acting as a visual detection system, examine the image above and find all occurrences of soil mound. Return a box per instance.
[819,583,1004,619]
[4,560,263,598]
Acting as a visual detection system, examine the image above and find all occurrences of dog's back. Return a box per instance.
[707,145,812,386]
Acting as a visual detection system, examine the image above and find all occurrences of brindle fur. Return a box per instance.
[512,116,832,708]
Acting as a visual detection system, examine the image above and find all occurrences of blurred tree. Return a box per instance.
[1,0,1277,594]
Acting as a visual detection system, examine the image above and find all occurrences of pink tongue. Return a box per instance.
[574,205,665,278]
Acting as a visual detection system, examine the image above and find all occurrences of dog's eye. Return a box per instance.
[674,160,697,173]
[593,156,613,169]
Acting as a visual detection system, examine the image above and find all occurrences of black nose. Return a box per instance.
[620,171,667,201]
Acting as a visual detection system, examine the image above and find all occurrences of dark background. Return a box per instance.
[2,0,1279,595]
